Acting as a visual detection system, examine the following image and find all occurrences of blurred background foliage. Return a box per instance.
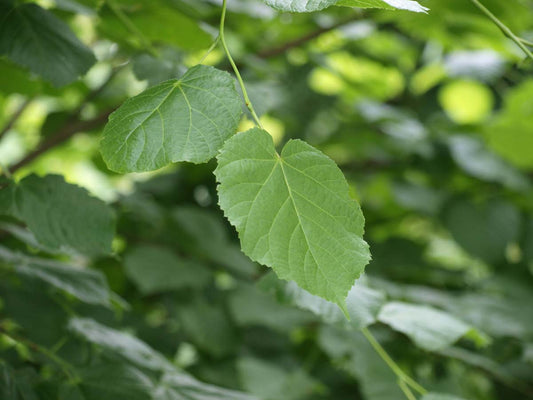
[1,0,533,399]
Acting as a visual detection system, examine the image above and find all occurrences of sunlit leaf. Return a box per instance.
[215,128,370,311]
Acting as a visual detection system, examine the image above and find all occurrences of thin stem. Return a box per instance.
[519,37,533,47]
[8,67,120,174]
[398,379,418,400]
[257,14,361,59]
[107,0,158,57]
[361,327,427,395]
[469,0,533,61]
[219,0,263,128]
[0,326,78,382]
[0,97,33,142]
[199,36,220,64]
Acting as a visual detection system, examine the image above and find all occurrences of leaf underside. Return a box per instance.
[261,0,427,12]
[215,128,370,311]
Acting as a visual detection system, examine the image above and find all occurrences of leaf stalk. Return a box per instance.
[469,0,533,61]
[361,327,427,396]
[219,0,263,128]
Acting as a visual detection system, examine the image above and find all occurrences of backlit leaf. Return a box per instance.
[215,128,370,311]
[378,301,485,351]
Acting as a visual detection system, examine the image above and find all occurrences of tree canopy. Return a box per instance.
[0,0,533,399]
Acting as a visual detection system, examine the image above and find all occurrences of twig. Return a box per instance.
[0,324,77,381]
[8,68,121,174]
[398,379,418,400]
[0,98,33,141]
[257,15,361,59]
[106,0,158,57]
[469,0,533,61]
[519,37,533,47]
[9,110,113,174]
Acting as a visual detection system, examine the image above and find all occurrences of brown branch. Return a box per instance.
[7,67,122,174]
[8,109,113,174]
[0,98,33,142]
[257,15,362,59]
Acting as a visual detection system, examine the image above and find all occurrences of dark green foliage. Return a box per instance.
[0,0,533,399]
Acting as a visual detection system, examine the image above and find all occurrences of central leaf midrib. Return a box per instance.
[278,157,335,293]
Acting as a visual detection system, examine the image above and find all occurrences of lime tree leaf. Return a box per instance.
[337,0,428,12]
[0,2,95,86]
[0,175,115,256]
[0,363,17,400]
[259,273,384,329]
[68,317,174,372]
[237,357,322,400]
[0,246,111,306]
[154,371,258,400]
[447,135,530,191]
[215,128,370,311]
[485,79,533,168]
[421,394,467,400]
[261,0,337,12]
[378,302,486,351]
[178,300,238,358]
[100,65,242,173]
[261,0,427,12]
[59,384,86,400]
[124,245,211,295]
[172,207,258,278]
[437,346,517,385]
[69,318,255,400]
[443,199,520,264]
[229,283,316,332]
[78,363,154,400]
[98,0,211,51]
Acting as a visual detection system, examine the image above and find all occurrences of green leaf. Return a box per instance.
[237,357,322,400]
[215,128,370,311]
[336,0,428,12]
[124,245,211,295]
[98,0,212,51]
[154,371,258,400]
[261,0,427,12]
[261,0,337,12]
[78,363,154,400]
[485,79,533,168]
[260,273,385,329]
[0,3,95,86]
[100,65,242,173]
[172,206,257,278]
[229,283,316,332]
[178,300,238,358]
[0,246,112,306]
[1,175,115,256]
[59,384,86,400]
[0,364,17,400]
[443,199,520,264]
[421,394,467,400]
[70,318,256,400]
[377,301,484,351]
[68,317,174,372]
[447,135,530,191]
